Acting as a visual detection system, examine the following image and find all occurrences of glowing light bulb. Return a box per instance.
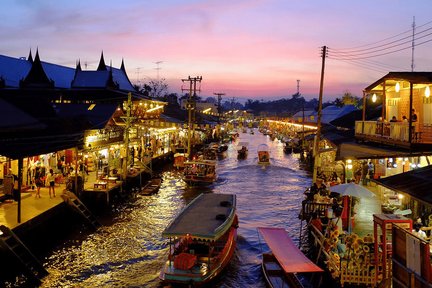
[372,93,377,103]
[395,82,400,92]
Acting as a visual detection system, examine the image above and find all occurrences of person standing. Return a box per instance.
[34,167,42,198]
[12,173,19,203]
[47,169,56,198]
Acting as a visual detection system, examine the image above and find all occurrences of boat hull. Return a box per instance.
[160,223,237,286]
[262,253,303,288]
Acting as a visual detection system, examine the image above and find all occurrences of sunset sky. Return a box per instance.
[2,0,432,102]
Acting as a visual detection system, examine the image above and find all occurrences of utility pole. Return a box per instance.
[312,46,327,183]
[182,76,202,159]
[214,92,225,123]
[122,92,134,179]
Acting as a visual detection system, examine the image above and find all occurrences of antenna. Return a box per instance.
[154,61,163,80]
[136,67,141,85]
[296,79,301,95]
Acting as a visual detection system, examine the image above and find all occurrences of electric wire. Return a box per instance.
[327,21,432,61]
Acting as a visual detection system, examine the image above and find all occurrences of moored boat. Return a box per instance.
[160,193,238,286]
[258,227,323,288]
[183,160,216,185]
[139,177,162,195]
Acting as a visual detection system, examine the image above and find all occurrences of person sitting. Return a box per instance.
[412,223,427,240]
[390,116,397,122]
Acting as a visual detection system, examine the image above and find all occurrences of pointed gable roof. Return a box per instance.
[20,49,54,88]
[28,50,33,63]
[97,51,107,71]
[120,58,126,72]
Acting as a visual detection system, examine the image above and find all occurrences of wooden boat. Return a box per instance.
[160,193,238,286]
[237,142,248,159]
[258,227,323,288]
[183,160,216,185]
[258,144,270,165]
[139,177,162,195]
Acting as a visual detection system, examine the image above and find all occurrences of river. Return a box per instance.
[39,130,312,288]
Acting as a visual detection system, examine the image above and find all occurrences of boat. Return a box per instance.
[258,144,270,165]
[258,227,323,288]
[173,147,189,169]
[139,177,162,195]
[160,193,238,286]
[183,160,216,185]
[237,142,248,159]
[250,129,254,135]
[217,143,228,154]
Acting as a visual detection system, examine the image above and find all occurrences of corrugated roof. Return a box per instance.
[374,165,432,205]
[0,98,45,130]
[365,72,432,92]
[162,193,236,241]
[72,70,112,88]
[0,54,75,88]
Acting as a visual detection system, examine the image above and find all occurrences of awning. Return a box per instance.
[336,142,432,160]
[258,227,323,273]
[374,165,432,205]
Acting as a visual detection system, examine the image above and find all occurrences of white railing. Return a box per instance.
[355,121,410,142]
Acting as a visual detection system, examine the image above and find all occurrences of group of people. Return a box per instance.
[33,167,56,198]
[387,109,418,123]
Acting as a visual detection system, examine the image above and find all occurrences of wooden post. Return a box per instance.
[17,158,23,223]
[409,82,413,143]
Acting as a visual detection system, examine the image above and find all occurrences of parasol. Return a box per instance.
[330,183,375,233]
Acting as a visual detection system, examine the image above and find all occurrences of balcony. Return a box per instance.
[355,121,432,149]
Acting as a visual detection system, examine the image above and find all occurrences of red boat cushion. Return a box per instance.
[174,253,197,270]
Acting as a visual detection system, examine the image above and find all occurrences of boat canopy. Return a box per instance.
[163,194,236,241]
[184,160,216,166]
[258,227,323,273]
[257,143,269,152]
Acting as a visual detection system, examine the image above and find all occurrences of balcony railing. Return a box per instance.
[355,121,410,143]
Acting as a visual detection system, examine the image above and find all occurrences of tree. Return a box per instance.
[205,97,217,104]
[143,78,168,99]
[341,91,361,108]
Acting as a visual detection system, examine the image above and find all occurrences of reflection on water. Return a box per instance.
[40,131,312,288]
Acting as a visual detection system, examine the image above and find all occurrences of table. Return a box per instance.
[103,177,118,184]
[94,182,108,189]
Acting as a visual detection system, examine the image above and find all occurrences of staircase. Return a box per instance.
[69,197,101,230]
[0,225,48,284]
[62,191,101,230]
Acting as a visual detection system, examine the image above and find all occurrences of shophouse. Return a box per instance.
[0,50,168,200]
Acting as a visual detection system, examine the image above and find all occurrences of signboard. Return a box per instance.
[84,129,124,149]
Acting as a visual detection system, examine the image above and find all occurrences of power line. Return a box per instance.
[328,21,432,60]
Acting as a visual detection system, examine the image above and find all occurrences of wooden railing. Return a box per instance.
[355,121,410,143]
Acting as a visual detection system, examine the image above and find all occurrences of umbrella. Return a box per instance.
[329,183,375,233]
[329,183,376,198]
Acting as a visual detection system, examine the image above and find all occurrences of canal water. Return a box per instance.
[39,130,312,288]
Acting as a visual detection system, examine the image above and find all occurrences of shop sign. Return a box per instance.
[85,129,124,149]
